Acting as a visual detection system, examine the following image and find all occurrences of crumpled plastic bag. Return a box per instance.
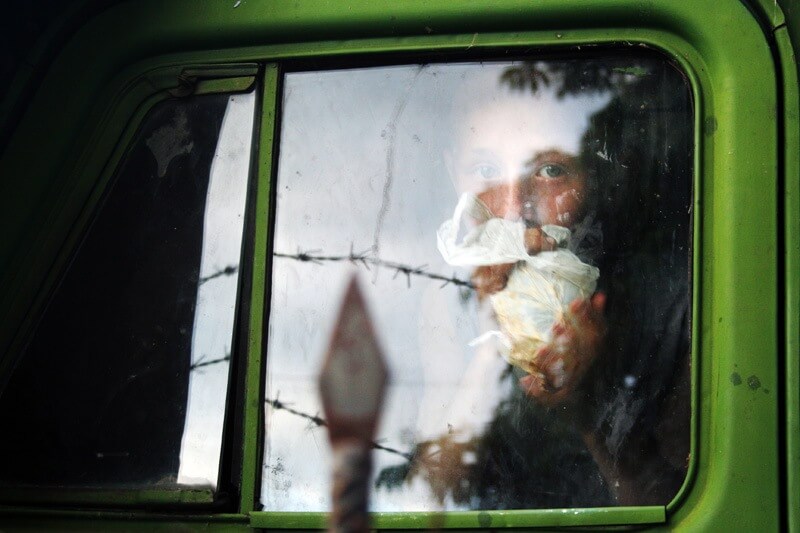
[437,192,600,375]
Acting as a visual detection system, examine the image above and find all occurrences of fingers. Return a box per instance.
[564,294,606,358]
[471,263,515,299]
[519,372,570,406]
[521,346,567,394]
[520,293,608,406]
[568,291,606,326]
[569,296,588,317]
[591,292,606,314]
[524,227,558,255]
[552,320,567,337]
[533,345,557,373]
[519,373,555,396]
[473,227,563,299]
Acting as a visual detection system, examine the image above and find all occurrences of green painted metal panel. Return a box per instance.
[194,76,256,96]
[251,506,665,529]
[775,4,800,533]
[776,21,800,533]
[238,63,279,516]
[0,509,249,532]
[0,487,213,507]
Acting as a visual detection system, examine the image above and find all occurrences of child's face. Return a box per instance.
[454,97,590,228]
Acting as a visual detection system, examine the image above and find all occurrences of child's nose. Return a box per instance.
[496,180,524,220]
[510,182,525,219]
[478,179,529,220]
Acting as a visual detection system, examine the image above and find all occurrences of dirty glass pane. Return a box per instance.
[264,56,692,511]
[0,90,256,490]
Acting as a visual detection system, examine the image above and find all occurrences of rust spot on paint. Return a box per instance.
[703,116,717,136]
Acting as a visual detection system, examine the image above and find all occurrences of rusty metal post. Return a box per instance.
[319,275,388,533]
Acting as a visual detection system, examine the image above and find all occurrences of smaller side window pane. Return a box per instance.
[0,90,256,490]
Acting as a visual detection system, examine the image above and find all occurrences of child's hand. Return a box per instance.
[471,227,558,299]
[522,226,559,255]
[519,292,606,407]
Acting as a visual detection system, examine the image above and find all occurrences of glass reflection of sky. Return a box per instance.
[177,91,255,487]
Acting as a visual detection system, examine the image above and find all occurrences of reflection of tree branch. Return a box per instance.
[199,265,238,285]
[378,435,479,503]
[273,246,474,290]
[190,353,231,370]
[265,397,413,461]
[501,61,649,98]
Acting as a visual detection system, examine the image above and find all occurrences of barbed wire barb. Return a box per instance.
[348,243,371,270]
[199,264,239,285]
[190,353,231,371]
[441,272,458,289]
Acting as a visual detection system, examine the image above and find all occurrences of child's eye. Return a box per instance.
[535,163,567,179]
[471,164,501,180]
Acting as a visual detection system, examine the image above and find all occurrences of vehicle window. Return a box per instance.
[263,56,692,511]
[0,90,256,490]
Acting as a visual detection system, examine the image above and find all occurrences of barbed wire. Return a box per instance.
[273,245,474,290]
[190,353,231,370]
[199,265,238,285]
[265,397,413,461]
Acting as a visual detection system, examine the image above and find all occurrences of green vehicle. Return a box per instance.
[0,0,797,530]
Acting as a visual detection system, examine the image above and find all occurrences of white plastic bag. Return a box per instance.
[437,193,600,375]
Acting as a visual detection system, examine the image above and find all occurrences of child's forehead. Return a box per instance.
[455,91,609,156]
